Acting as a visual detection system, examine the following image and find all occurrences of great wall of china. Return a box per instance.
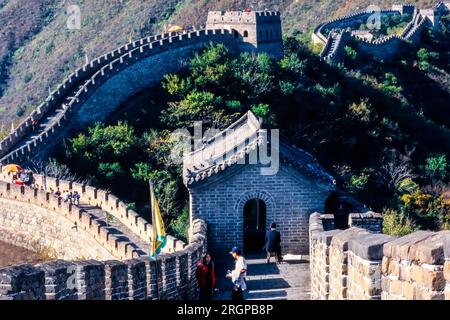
[0,169,207,300]
[312,2,450,63]
[0,11,284,300]
[309,213,450,300]
[1,6,450,300]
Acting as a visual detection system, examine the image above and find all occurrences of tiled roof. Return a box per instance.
[182,111,335,186]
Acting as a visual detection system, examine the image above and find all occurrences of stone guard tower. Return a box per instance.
[206,10,284,58]
[183,111,335,256]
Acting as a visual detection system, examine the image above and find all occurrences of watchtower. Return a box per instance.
[206,10,284,59]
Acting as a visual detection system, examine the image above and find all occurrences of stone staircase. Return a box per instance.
[213,253,310,300]
[76,203,148,257]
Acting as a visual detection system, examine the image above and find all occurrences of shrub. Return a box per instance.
[252,103,276,126]
[169,205,189,242]
[382,209,418,236]
[417,48,439,71]
[424,154,447,180]
[349,98,372,123]
[344,46,357,60]
[15,105,26,117]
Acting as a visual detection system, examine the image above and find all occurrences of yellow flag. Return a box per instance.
[150,181,166,260]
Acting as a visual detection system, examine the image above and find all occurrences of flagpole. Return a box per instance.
[150,180,160,300]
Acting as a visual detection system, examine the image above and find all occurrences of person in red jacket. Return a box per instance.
[196,252,215,300]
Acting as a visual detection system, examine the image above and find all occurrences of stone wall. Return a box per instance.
[1,23,283,165]
[0,197,115,261]
[445,234,450,299]
[382,231,449,299]
[328,227,370,299]
[309,213,450,300]
[349,212,383,233]
[0,30,242,165]
[0,32,176,159]
[0,219,207,300]
[313,2,449,64]
[0,171,185,255]
[347,233,395,299]
[0,181,133,260]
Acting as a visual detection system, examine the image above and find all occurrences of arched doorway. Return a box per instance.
[324,191,350,229]
[243,199,266,252]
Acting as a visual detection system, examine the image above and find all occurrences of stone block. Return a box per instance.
[349,233,396,261]
[383,230,434,260]
[410,231,450,264]
[331,227,370,251]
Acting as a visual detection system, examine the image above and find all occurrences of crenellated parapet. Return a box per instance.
[0,219,207,300]
[0,180,142,260]
[0,170,185,254]
[314,2,448,64]
[0,32,182,160]
[0,19,283,166]
[309,213,450,300]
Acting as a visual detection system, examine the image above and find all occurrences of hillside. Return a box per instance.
[0,0,437,134]
[0,0,181,133]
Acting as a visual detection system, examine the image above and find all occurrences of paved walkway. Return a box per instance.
[213,253,310,300]
[77,203,148,257]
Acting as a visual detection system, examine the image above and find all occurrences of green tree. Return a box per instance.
[234,52,274,100]
[417,48,439,71]
[425,154,447,181]
[251,103,276,127]
[190,43,232,88]
[344,46,357,60]
[161,90,235,129]
[279,53,306,74]
[71,122,139,162]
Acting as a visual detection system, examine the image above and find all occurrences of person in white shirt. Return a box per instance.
[226,246,247,301]
[62,191,70,202]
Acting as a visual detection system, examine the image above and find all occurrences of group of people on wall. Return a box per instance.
[196,222,282,301]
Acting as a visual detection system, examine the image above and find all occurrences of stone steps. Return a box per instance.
[75,203,148,258]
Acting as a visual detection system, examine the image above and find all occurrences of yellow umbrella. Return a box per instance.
[168,25,183,33]
[2,164,23,173]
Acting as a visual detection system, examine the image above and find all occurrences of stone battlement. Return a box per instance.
[313,2,449,63]
[0,219,207,300]
[0,170,185,255]
[0,20,283,166]
[309,213,450,300]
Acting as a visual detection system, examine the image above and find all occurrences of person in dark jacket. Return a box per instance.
[264,222,282,264]
[196,252,216,300]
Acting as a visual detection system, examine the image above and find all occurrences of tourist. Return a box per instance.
[31,119,39,131]
[62,190,70,202]
[226,246,247,301]
[196,252,216,301]
[54,189,61,197]
[73,191,81,206]
[68,191,73,204]
[264,222,282,264]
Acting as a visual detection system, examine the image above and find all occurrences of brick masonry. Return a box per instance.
[190,163,332,256]
[309,213,450,300]
[0,219,207,300]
